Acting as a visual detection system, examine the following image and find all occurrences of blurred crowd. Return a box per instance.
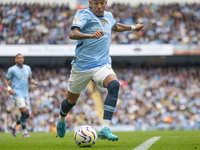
[0,3,200,44]
[0,65,200,132]
[0,67,100,132]
[112,66,200,130]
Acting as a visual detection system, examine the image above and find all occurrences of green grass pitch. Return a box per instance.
[0,130,200,150]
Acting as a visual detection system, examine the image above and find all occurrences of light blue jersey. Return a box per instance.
[71,7,116,71]
[6,64,32,98]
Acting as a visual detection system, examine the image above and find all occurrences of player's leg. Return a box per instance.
[19,97,31,137]
[19,107,30,137]
[57,91,79,138]
[57,66,91,138]
[11,110,21,137]
[12,97,29,137]
[11,118,20,137]
[92,65,120,141]
[59,91,79,123]
[99,74,119,141]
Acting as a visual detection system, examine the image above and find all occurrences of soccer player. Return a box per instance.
[4,54,38,137]
[57,0,144,141]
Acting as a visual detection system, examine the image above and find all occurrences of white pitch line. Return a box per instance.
[133,136,161,150]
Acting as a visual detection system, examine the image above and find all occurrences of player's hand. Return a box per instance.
[134,23,144,32]
[92,31,104,39]
[9,89,15,95]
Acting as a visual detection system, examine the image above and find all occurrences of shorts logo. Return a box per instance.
[100,19,106,26]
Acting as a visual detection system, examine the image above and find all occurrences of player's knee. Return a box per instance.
[67,92,79,104]
[20,111,28,122]
[67,98,77,104]
[107,80,120,95]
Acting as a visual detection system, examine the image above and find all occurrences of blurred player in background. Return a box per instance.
[57,0,143,141]
[4,54,38,137]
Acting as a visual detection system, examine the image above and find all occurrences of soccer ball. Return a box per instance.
[74,125,97,147]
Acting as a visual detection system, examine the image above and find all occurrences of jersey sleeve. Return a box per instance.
[71,10,91,30]
[6,68,13,79]
[108,12,117,30]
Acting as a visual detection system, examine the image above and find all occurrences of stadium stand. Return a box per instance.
[0,3,199,44]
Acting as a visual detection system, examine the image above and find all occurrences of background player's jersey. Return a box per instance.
[71,7,116,71]
[6,64,32,98]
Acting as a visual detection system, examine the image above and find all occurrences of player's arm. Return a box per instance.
[29,76,38,86]
[4,78,15,95]
[69,27,104,40]
[113,23,144,32]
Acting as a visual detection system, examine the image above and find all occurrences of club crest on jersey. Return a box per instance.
[73,16,78,22]
[101,19,106,26]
